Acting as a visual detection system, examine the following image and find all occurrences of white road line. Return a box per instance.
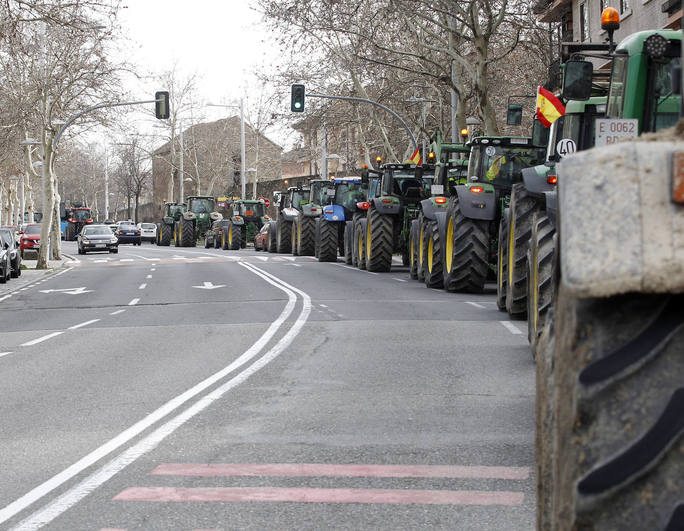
[319,304,328,308]
[109,309,125,315]
[366,271,379,275]
[334,264,357,271]
[151,264,157,266]
[0,294,12,302]
[120,259,134,262]
[150,268,156,272]
[130,255,157,261]
[392,277,408,282]
[288,263,302,267]
[0,352,13,358]
[5,262,310,530]
[500,321,523,335]
[138,283,147,290]
[68,319,100,330]
[146,275,152,279]
[128,298,139,306]
[465,302,487,309]
[20,332,63,347]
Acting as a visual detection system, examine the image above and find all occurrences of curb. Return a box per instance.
[0,253,77,299]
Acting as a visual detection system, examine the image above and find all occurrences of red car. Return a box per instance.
[20,223,41,258]
[254,222,271,251]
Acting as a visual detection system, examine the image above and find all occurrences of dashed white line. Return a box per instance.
[128,298,140,306]
[146,275,152,279]
[150,268,156,272]
[465,302,487,309]
[392,277,408,282]
[68,319,101,330]
[500,321,523,335]
[120,259,134,262]
[0,294,12,302]
[110,309,126,315]
[366,271,379,275]
[138,283,147,290]
[319,304,328,308]
[0,352,12,358]
[21,331,64,347]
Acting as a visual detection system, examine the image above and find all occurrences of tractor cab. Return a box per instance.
[163,202,186,223]
[379,164,435,206]
[232,200,266,221]
[285,187,310,212]
[467,137,546,191]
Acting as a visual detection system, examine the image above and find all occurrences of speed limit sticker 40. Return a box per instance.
[556,138,577,157]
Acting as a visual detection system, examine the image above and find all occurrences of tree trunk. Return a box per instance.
[51,186,62,260]
[36,138,55,269]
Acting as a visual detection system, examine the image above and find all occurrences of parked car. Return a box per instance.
[0,227,21,277]
[0,231,13,283]
[254,223,270,251]
[20,223,41,259]
[116,223,141,245]
[77,225,119,254]
[137,222,157,243]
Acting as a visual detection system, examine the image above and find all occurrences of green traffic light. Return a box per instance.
[294,102,301,109]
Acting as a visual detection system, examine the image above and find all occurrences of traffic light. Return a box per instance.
[155,91,170,119]
[291,84,305,112]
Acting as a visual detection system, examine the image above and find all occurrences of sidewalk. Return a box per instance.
[0,254,74,300]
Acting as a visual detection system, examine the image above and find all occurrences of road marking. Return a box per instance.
[500,321,523,335]
[21,331,63,347]
[110,310,126,315]
[465,302,486,309]
[256,256,269,261]
[39,287,92,295]
[319,304,328,308]
[4,263,311,529]
[120,259,134,262]
[93,259,109,263]
[366,271,379,275]
[128,298,140,306]
[192,282,225,290]
[150,268,156,272]
[113,486,524,506]
[392,278,408,282]
[0,352,12,358]
[334,264,357,271]
[68,319,101,330]
[130,255,157,261]
[146,275,152,279]
[0,294,12,302]
[287,263,302,267]
[151,264,157,266]
[138,284,147,290]
[151,463,530,480]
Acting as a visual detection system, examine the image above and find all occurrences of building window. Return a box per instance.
[620,0,630,12]
[580,3,589,41]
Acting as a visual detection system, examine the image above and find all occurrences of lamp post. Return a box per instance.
[206,100,247,199]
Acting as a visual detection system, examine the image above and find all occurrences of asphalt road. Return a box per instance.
[0,240,534,530]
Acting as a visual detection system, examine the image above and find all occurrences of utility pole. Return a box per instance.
[321,122,327,179]
[179,122,184,203]
[240,98,246,199]
[104,146,109,220]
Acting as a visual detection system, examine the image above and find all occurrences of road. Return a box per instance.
[0,240,534,530]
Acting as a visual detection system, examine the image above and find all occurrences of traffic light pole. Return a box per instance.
[306,93,418,150]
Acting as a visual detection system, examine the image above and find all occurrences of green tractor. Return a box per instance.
[173,195,221,247]
[361,161,441,273]
[292,179,328,256]
[220,199,270,250]
[441,136,546,293]
[271,186,310,254]
[156,202,186,246]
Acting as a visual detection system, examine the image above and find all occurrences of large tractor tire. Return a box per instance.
[442,196,489,293]
[354,218,366,270]
[423,220,443,289]
[227,222,241,250]
[65,223,76,241]
[291,219,299,256]
[409,220,419,280]
[178,217,196,247]
[343,222,353,264]
[173,222,181,246]
[317,218,338,262]
[506,183,538,318]
[543,290,684,530]
[297,216,316,256]
[527,212,555,356]
[276,219,292,254]
[365,208,393,272]
[158,223,172,246]
[496,216,509,311]
[416,220,426,282]
[267,223,277,253]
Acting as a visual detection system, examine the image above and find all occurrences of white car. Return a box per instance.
[137,222,157,243]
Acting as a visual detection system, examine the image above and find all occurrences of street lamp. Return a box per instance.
[206,100,247,199]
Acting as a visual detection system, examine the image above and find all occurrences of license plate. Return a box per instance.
[96,243,106,248]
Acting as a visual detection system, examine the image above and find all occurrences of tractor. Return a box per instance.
[271,186,310,253]
[220,199,271,250]
[291,179,328,256]
[173,195,221,247]
[62,203,93,241]
[156,202,186,246]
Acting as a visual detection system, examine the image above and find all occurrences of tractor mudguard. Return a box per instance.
[522,165,555,196]
[371,196,401,215]
[420,198,448,221]
[454,185,497,221]
[281,207,299,222]
[544,190,558,228]
[182,211,196,221]
[231,216,245,226]
[302,203,322,217]
[322,204,345,222]
[210,212,223,221]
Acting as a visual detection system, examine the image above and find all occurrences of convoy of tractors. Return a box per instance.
[150,20,682,529]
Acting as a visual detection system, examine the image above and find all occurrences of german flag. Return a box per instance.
[536,86,565,128]
[408,148,422,165]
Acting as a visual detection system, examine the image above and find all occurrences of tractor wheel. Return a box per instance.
[276,219,292,254]
[240,225,247,249]
[159,223,172,246]
[423,220,443,289]
[291,219,299,256]
[65,223,75,241]
[354,218,366,270]
[506,183,538,318]
[204,236,211,248]
[228,222,241,250]
[496,216,509,311]
[443,196,488,293]
[11,258,20,278]
[409,220,419,280]
[417,219,427,282]
[543,290,684,530]
[173,222,180,246]
[527,212,555,356]
[179,217,196,247]
[317,218,337,262]
[297,216,316,256]
[365,208,393,272]
[343,222,353,265]
[268,223,277,253]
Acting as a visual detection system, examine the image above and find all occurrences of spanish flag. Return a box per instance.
[536,86,565,128]
[408,147,422,165]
